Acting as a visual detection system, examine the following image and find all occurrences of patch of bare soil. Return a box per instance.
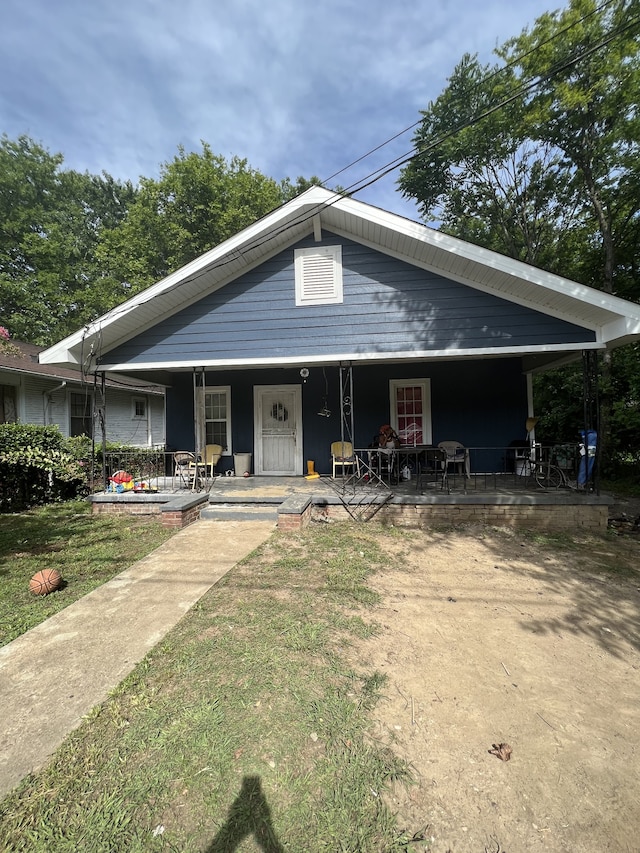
[608,494,640,534]
[354,524,640,853]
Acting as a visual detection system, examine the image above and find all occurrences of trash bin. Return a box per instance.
[515,458,528,477]
[234,452,252,476]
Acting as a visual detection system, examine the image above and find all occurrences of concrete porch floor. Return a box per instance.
[102,473,612,531]
[205,472,612,512]
[201,474,612,532]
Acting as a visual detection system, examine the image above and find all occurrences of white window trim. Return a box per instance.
[132,397,147,419]
[69,390,94,439]
[389,378,432,446]
[203,385,232,456]
[294,245,343,306]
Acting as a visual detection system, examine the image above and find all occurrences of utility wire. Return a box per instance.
[321,0,620,187]
[340,13,640,199]
[83,3,639,361]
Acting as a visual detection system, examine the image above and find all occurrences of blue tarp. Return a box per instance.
[577,429,597,486]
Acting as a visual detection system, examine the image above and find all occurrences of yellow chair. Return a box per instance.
[189,444,224,483]
[331,441,359,478]
[203,444,223,477]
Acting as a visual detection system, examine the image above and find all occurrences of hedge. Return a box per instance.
[0,424,85,512]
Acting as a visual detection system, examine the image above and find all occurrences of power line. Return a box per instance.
[85,3,639,360]
[341,12,640,199]
[321,0,620,188]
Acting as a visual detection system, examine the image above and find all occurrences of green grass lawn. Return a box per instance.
[0,522,419,853]
[0,500,174,647]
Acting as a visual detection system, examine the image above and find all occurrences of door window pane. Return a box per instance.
[390,380,432,446]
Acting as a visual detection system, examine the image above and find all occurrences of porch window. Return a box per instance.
[204,386,231,453]
[70,391,93,438]
[132,397,147,419]
[294,245,343,305]
[0,384,17,423]
[389,379,432,446]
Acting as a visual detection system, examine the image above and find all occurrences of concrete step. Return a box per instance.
[200,503,279,522]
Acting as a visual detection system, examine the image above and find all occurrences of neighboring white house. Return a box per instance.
[0,341,165,447]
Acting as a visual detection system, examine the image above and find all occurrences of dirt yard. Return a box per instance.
[351,518,640,853]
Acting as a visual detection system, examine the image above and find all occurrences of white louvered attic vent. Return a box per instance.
[294,245,343,306]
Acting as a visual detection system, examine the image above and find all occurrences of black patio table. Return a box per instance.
[359,444,436,485]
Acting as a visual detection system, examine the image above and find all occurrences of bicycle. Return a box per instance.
[523,444,578,490]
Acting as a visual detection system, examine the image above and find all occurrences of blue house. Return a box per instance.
[39,187,640,477]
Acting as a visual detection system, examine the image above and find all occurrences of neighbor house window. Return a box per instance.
[0,385,17,423]
[70,391,93,438]
[389,379,432,446]
[294,245,343,306]
[204,387,231,452]
[132,397,147,419]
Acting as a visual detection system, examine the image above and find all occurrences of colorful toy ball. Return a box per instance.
[29,569,62,596]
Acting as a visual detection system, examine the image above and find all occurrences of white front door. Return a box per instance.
[254,385,302,475]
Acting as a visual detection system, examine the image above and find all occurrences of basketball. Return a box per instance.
[29,569,62,596]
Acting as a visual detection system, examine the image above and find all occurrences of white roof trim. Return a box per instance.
[98,341,604,373]
[39,185,640,368]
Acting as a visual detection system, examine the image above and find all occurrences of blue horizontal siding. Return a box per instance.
[165,360,528,476]
[105,234,596,366]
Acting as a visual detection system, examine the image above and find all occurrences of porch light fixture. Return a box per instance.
[317,405,331,418]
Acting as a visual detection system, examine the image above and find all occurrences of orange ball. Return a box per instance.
[29,569,62,596]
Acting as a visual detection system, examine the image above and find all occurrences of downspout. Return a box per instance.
[43,381,67,426]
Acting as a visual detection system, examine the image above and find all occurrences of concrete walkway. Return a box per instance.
[0,519,274,800]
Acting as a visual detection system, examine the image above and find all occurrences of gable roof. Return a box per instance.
[39,186,640,373]
[2,341,163,393]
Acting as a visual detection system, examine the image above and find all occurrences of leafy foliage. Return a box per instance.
[0,424,85,511]
[0,135,136,344]
[398,0,640,466]
[95,143,307,296]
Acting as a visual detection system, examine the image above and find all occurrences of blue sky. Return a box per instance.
[1,0,558,222]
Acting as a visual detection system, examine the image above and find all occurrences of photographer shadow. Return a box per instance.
[206,775,284,853]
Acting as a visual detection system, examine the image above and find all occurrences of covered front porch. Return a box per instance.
[91,448,611,532]
[39,186,640,533]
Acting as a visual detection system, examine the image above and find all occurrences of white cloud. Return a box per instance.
[0,0,557,215]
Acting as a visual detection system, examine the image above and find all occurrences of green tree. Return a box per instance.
[0,135,136,344]
[399,0,640,464]
[96,143,298,295]
[500,0,640,297]
[398,53,584,270]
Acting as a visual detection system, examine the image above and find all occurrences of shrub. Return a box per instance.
[0,424,86,512]
[65,437,168,491]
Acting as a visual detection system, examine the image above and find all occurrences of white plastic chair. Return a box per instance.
[437,440,470,477]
